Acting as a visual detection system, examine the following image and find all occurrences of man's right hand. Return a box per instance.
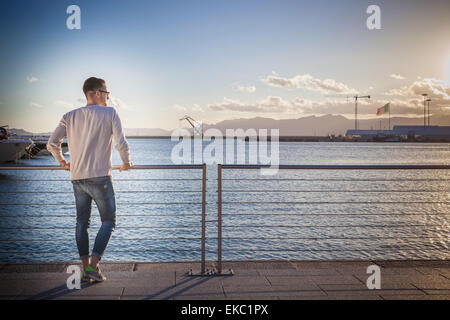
[120,162,133,172]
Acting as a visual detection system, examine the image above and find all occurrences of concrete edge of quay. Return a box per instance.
[1,259,449,273]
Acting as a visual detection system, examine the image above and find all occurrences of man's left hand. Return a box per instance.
[60,160,70,171]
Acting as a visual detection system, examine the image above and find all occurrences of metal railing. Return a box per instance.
[0,164,208,275]
[216,164,450,274]
[1,163,450,276]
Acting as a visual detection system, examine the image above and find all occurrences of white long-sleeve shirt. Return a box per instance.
[47,105,131,180]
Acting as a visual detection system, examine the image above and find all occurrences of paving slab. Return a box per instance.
[435,268,450,279]
[268,286,326,298]
[0,260,448,300]
[264,276,318,287]
[0,263,68,273]
[173,293,227,300]
[258,268,341,276]
[220,260,294,270]
[317,283,370,291]
[308,275,364,285]
[223,295,280,300]
[221,275,270,286]
[53,295,122,300]
[374,260,449,268]
[423,289,450,295]
[381,295,449,300]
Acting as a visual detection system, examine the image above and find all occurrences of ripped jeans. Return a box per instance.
[71,175,116,260]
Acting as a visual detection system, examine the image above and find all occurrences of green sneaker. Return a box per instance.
[85,265,106,282]
[82,271,94,283]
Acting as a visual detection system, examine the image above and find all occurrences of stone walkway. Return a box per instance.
[0,260,449,300]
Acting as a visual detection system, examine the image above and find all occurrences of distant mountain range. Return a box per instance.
[8,114,450,137]
[123,128,174,136]
[125,114,450,136]
[7,128,41,136]
[200,114,450,136]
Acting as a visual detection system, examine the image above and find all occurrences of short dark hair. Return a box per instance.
[83,77,105,95]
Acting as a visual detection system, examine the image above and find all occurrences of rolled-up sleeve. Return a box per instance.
[46,114,67,163]
[112,108,131,164]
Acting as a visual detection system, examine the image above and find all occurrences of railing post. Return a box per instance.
[201,163,206,275]
[217,163,222,274]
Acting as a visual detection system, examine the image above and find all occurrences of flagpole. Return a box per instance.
[389,102,391,130]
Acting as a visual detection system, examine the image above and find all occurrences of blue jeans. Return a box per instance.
[71,176,116,260]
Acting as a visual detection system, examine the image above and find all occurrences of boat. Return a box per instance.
[8,134,68,157]
[0,126,34,163]
[35,137,68,156]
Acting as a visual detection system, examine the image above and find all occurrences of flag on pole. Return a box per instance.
[376,103,390,116]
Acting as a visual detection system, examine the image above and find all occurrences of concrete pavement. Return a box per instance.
[0,260,449,300]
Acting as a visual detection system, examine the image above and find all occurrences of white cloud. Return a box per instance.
[208,96,351,114]
[382,78,450,115]
[26,76,39,83]
[173,104,188,112]
[293,98,359,115]
[174,103,205,113]
[208,77,450,117]
[109,95,129,109]
[192,104,204,113]
[410,78,450,98]
[30,102,43,108]
[261,73,357,95]
[209,96,294,113]
[390,74,405,80]
[409,78,450,114]
[75,96,129,109]
[232,84,256,93]
[383,86,410,96]
[207,94,440,117]
[291,97,425,116]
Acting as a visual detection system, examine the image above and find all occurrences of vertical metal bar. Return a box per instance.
[201,163,206,275]
[217,163,222,274]
[389,103,391,130]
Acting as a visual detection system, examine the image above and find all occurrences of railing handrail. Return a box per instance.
[221,164,450,169]
[3,164,449,170]
[0,164,204,170]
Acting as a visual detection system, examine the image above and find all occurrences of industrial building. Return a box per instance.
[345,125,450,142]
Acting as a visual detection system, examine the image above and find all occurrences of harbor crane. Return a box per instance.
[351,95,371,130]
[179,115,203,138]
[324,94,371,130]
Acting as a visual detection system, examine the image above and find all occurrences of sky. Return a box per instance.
[0,0,449,133]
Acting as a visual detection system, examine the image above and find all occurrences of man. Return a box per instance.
[47,77,132,282]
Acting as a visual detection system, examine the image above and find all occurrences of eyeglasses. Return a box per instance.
[98,90,110,95]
